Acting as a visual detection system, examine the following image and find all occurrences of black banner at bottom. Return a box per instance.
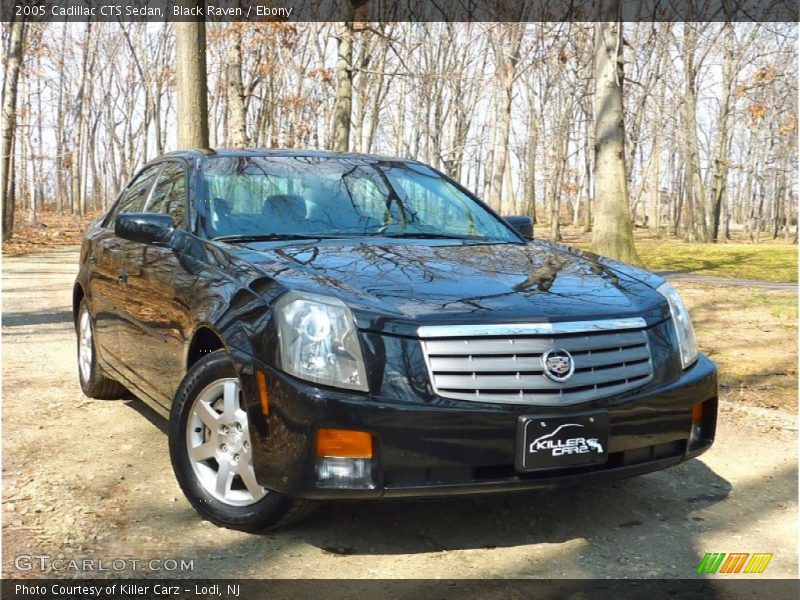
[2,579,799,600]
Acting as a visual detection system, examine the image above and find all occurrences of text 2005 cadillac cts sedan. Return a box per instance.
[74,149,717,531]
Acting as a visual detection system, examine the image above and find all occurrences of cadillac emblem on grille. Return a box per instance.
[542,349,575,382]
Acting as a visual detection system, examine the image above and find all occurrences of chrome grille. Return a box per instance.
[419,319,653,405]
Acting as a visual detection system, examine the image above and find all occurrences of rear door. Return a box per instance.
[117,160,192,404]
[89,165,161,368]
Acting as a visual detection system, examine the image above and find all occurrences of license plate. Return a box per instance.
[516,412,609,472]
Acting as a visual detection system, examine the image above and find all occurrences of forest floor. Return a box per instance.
[1,248,797,579]
[2,210,102,257]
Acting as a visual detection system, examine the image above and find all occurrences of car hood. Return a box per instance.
[227,238,669,336]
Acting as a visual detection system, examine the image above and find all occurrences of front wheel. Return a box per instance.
[169,350,314,531]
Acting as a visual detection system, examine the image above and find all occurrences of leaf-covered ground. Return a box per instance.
[677,282,797,412]
[2,210,101,256]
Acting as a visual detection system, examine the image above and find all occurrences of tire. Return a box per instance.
[77,299,127,399]
[169,350,315,532]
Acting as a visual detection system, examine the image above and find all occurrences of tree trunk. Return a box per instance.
[583,107,593,233]
[503,149,515,214]
[483,91,497,203]
[590,2,640,264]
[394,77,406,156]
[332,7,355,153]
[55,26,68,214]
[19,74,30,220]
[364,38,389,154]
[772,182,783,239]
[34,45,44,217]
[673,166,684,236]
[71,24,93,218]
[352,37,370,153]
[226,26,249,147]
[549,100,571,242]
[648,43,666,236]
[487,25,523,210]
[681,24,712,242]
[524,106,538,223]
[1,15,25,242]
[550,189,561,241]
[573,167,584,227]
[709,23,735,242]
[175,9,210,149]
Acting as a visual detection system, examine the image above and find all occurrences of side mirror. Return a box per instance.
[505,215,534,239]
[115,212,175,245]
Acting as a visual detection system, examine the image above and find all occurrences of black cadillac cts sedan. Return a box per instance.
[74,149,717,530]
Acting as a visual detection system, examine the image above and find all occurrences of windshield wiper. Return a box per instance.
[380,232,490,241]
[212,233,335,243]
[213,232,494,243]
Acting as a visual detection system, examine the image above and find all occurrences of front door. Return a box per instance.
[90,164,162,369]
[117,160,191,405]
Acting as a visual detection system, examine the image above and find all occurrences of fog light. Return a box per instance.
[315,428,376,489]
[316,457,375,489]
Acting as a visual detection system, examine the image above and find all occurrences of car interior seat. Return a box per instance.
[262,194,308,233]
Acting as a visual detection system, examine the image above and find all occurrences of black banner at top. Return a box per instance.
[1,0,798,23]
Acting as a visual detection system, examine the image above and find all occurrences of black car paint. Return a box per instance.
[75,149,718,499]
[235,355,717,500]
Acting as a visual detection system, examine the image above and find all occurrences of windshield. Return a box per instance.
[197,155,519,243]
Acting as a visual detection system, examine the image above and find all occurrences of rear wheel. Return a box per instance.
[169,350,314,531]
[77,300,126,399]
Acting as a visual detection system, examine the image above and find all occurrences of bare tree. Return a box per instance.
[1,20,794,246]
[590,0,640,263]
[681,23,713,242]
[226,25,249,147]
[175,4,209,150]
[486,24,524,210]
[1,12,25,241]
[332,2,356,152]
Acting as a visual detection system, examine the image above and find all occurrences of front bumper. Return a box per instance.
[235,353,718,500]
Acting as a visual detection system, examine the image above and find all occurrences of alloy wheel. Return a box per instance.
[186,378,266,506]
[78,308,93,383]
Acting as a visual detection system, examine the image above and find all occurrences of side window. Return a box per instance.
[146,161,187,228]
[105,165,162,227]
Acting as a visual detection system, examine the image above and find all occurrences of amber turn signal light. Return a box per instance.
[256,371,269,415]
[316,428,373,458]
[691,401,704,425]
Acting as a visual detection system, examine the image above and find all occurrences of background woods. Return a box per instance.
[1,20,797,250]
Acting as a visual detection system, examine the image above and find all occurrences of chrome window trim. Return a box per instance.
[417,317,648,339]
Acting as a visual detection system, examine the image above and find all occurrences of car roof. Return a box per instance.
[158,148,417,164]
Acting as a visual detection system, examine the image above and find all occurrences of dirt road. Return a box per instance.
[2,248,797,578]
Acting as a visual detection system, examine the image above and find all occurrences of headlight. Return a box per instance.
[657,282,698,369]
[274,291,368,391]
